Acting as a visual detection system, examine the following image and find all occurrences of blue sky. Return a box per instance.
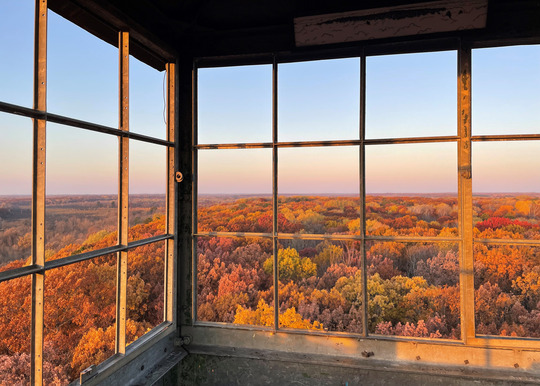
[473,45,540,136]
[1,1,166,195]
[198,47,540,194]
[1,1,539,195]
[366,51,456,139]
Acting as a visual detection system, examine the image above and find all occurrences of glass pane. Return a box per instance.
[278,146,360,235]
[198,149,272,233]
[0,276,31,383]
[474,244,540,338]
[0,0,33,106]
[44,254,116,383]
[129,141,166,242]
[366,51,457,139]
[198,65,272,144]
[130,53,166,139]
[367,241,460,339]
[0,113,32,271]
[46,124,118,260]
[277,239,363,333]
[365,143,458,237]
[197,237,273,326]
[278,58,360,142]
[472,45,540,135]
[48,10,118,127]
[127,241,165,345]
[473,142,540,240]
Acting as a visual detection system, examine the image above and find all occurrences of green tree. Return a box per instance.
[263,247,316,282]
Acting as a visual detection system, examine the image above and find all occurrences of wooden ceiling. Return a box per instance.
[48,0,540,68]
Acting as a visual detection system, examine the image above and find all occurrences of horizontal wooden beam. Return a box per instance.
[0,101,174,147]
[184,325,540,372]
[194,232,461,243]
[195,136,461,150]
[0,234,173,283]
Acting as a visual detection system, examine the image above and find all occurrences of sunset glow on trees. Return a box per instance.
[195,194,540,340]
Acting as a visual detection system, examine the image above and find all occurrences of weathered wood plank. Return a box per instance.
[295,0,488,47]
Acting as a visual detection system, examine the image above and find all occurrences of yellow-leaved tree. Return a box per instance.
[234,299,323,330]
[263,247,316,282]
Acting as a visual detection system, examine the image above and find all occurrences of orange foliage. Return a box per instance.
[0,216,166,382]
[196,194,540,339]
[2,191,540,382]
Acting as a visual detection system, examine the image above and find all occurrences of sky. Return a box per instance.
[198,46,540,195]
[1,1,540,196]
[1,0,166,195]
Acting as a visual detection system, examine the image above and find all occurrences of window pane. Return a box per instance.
[473,45,540,135]
[44,255,116,383]
[46,124,118,260]
[198,65,272,144]
[367,241,460,339]
[0,113,32,271]
[366,51,456,139]
[197,237,273,326]
[127,241,165,345]
[365,143,458,237]
[278,58,360,142]
[48,10,118,127]
[0,276,31,383]
[0,0,33,106]
[198,149,272,233]
[473,142,540,240]
[129,140,166,242]
[130,53,166,139]
[277,239,363,333]
[474,244,540,338]
[278,146,360,235]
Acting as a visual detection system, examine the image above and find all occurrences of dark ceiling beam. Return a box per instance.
[187,24,293,57]
[190,0,540,58]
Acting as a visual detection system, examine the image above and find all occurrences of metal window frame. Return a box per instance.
[191,39,540,351]
[0,0,180,384]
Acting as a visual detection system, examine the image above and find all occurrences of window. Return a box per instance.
[0,1,176,384]
[472,45,540,338]
[194,43,540,349]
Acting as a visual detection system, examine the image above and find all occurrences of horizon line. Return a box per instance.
[3,192,540,198]
[197,192,540,196]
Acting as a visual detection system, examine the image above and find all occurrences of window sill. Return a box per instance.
[182,324,540,380]
[75,322,183,386]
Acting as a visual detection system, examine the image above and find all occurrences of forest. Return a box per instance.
[0,195,166,385]
[0,193,540,384]
[197,194,540,339]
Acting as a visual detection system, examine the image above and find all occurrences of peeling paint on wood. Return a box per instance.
[294,0,488,47]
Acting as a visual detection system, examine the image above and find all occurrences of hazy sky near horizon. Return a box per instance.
[1,1,540,195]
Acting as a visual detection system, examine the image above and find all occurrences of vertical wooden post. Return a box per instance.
[272,58,279,331]
[190,64,198,324]
[116,31,129,354]
[458,41,475,343]
[359,52,368,337]
[31,0,47,383]
[165,62,176,323]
